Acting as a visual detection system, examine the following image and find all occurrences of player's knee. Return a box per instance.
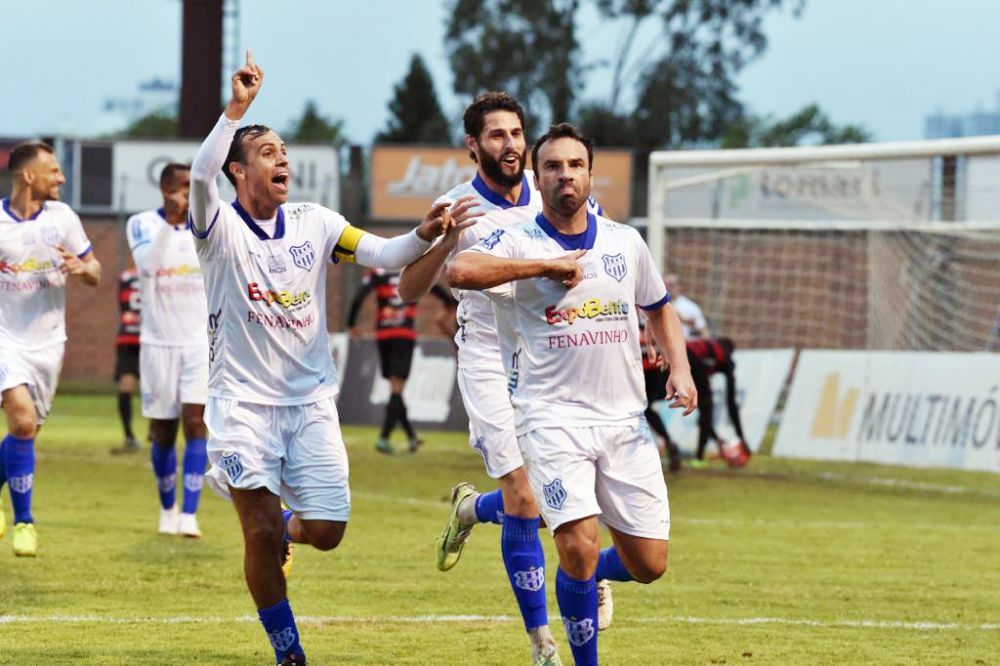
[8,416,36,440]
[303,522,346,551]
[244,518,284,550]
[181,417,206,440]
[502,483,537,518]
[631,559,667,584]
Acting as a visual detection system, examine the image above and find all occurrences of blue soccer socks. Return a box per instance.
[181,438,207,514]
[474,489,504,525]
[556,568,598,666]
[501,515,548,631]
[596,546,634,582]
[258,598,305,664]
[150,443,177,510]
[3,434,35,524]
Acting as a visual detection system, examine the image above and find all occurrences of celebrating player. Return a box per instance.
[346,268,455,454]
[399,92,603,665]
[111,262,142,454]
[127,163,210,537]
[0,142,101,557]
[190,52,457,665]
[447,123,696,665]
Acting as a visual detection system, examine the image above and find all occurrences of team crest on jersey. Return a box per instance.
[602,253,627,282]
[288,241,316,271]
[543,478,566,510]
[480,229,506,250]
[218,452,243,483]
[563,617,595,646]
[267,627,297,652]
[514,567,545,592]
[267,254,287,273]
[40,226,60,247]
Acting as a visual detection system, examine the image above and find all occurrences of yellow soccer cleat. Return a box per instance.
[281,539,294,579]
[435,482,478,571]
[0,503,6,540]
[13,522,37,557]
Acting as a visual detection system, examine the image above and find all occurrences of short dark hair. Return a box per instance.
[160,162,190,189]
[222,125,272,186]
[463,91,525,162]
[8,142,54,173]
[531,123,594,173]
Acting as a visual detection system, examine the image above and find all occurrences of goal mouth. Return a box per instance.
[646,137,1000,352]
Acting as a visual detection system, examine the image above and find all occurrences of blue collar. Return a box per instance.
[471,173,531,209]
[156,207,167,221]
[535,212,597,250]
[233,200,285,240]
[2,198,44,222]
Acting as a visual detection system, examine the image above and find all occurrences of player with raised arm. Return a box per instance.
[398,92,604,665]
[127,163,210,537]
[0,142,101,557]
[447,123,696,665]
[189,52,457,665]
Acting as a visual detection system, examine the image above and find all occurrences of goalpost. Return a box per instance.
[647,136,1000,351]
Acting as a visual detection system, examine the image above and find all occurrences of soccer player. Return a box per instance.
[189,52,458,665]
[664,273,710,339]
[111,262,142,454]
[686,337,750,465]
[399,92,602,665]
[346,267,455,454]
[447,123,696,665]
[0,141,101,557]
[127,163,210,537]
[638,314,682,472]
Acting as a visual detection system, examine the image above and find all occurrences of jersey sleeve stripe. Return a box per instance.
[639,292,671,311]
[76,243,93,259]
[189,209,220,239]
[332,224,366,264]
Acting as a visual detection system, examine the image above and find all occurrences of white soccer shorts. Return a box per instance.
[457,366,523,479]
[139,343,209,419]
[0,342,64,425]
[519,423,671,540]
[203,396,351,522]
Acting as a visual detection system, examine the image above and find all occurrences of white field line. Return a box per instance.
[0,614,996,632]
[353,491,997,532]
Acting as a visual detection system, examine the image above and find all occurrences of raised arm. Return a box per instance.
[446,249,585,291]
[190,50,263,235]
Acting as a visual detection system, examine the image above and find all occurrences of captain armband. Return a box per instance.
[332,225,366,264]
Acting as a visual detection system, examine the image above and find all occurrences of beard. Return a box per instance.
[551,184,587,217]
[478,144,525,188]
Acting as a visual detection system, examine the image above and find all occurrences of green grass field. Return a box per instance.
[1,394,998,665]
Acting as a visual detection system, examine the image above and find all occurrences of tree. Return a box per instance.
[286,100,347,145]
[721,104,872,148]
[445,0,582,133]
[119,111,178,138]
[376,54,450,144]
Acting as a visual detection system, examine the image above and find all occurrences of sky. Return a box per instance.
[3,0,998,145]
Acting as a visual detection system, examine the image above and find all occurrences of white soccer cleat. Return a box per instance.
[178,512,202,538]
[158,505,179,535]
[597,579,614,631]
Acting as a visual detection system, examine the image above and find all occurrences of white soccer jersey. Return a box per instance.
[127,208,208,346]
[0,198,92,350]
[467,210,670,433]
[192,200,355,405]
[436,172,603,371]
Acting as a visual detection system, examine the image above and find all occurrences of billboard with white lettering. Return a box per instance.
[656,349,794,454]
[370,145,633,222]
[773,350,1000,472]
[112,140,339,214]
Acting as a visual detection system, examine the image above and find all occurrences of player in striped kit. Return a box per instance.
[111,264,142,454]
[127,163,210,537]
[398,92,603,666]
[447,123,696,665]
[347,267,454,454]
[190,52,459,665]
[0,141,102,557]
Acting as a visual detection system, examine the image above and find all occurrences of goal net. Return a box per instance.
[646,137,1000,351]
